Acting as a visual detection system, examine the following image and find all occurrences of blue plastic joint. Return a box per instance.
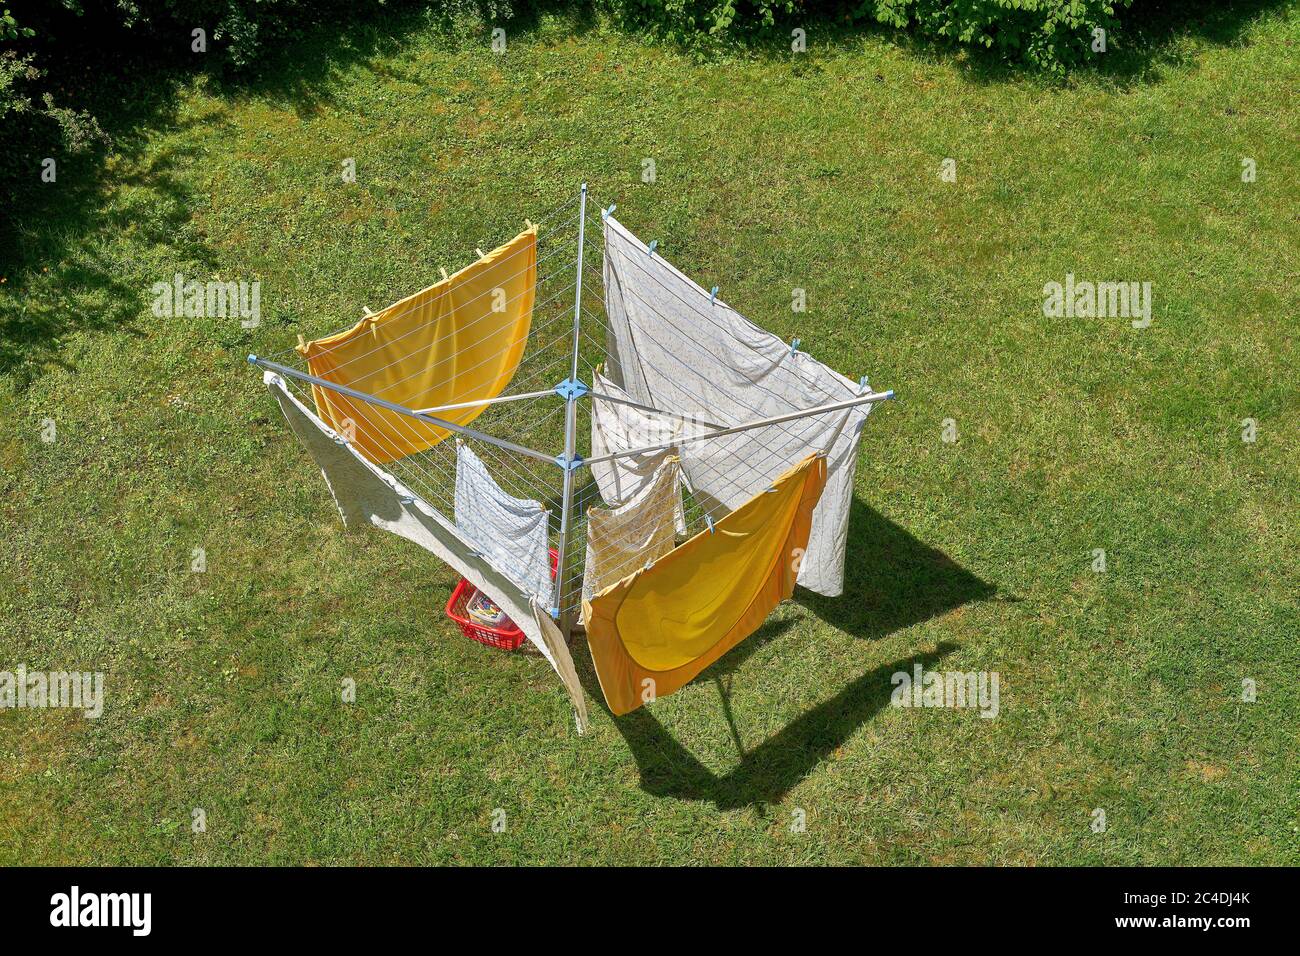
[554,452,585,472]
[789,338,801,356]
[554,377,589,401]
[647,239,658,256]
[709,286,719,305]
[602,203,617,221]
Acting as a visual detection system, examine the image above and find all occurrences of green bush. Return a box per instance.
[612,1,802,37]
[608,1,1132,70]
[864,1,1134,72]
[7,1,1138,94]
[1,0,439,207]
[1,7,106,165]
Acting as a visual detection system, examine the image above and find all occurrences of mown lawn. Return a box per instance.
[1,6,1297,864]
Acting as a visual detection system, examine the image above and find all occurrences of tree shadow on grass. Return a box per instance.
[0,20,225,389]
[0,5,441,388]
[0,2,610,389]
[205,2,605,115]
[0,130,219,388]
[577,499,995,809]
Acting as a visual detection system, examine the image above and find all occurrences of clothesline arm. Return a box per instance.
[583,389,896,466]
[248,355,558,466]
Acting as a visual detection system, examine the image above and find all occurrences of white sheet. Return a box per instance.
[265,371,588,733]
[454,440,553,603]
[583,456,681,603]
[601,216,870,596]
[590,370,700,535]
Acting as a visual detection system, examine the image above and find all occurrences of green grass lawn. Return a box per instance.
[2,6,1297,865]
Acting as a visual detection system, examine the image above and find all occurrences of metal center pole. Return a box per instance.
[552,183,587,638]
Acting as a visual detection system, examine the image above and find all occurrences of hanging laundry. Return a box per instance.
[453,440,553,603]
[299,227,537,464]
[583,453,828,716]
[590,369,708,535]
[602,216,868,597]
[264,371,587,732]
[583,456,682,603]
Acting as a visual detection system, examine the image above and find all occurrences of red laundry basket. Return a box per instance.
[444,549,558,651]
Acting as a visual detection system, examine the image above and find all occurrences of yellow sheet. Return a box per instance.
[298,227,537,464]
[583,453,827,716]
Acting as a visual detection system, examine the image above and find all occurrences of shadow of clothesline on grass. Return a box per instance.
[576,499,995,810]
[602,642,961,812]
[798,497,997,642]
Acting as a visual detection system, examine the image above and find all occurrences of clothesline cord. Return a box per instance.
[299,226,581,373]
[265,197,582,362]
